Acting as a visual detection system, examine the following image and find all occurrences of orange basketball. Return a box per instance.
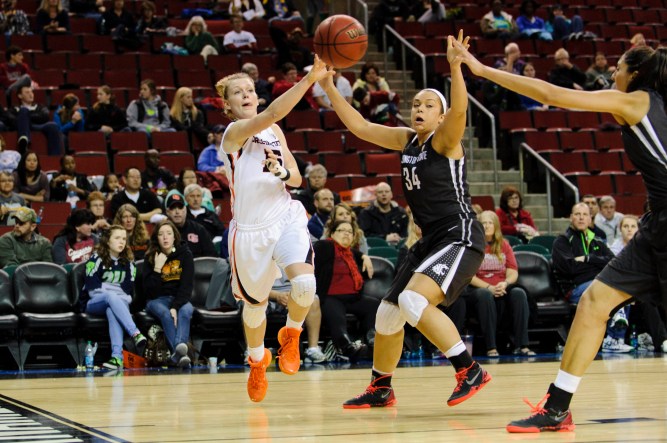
[313,15,368,69]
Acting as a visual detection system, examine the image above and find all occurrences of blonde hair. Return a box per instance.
[479,210,504,260]
[170,87,199,123]
[113,204,149,248]
[39,0,63,12]
[215,72,253,119]
[185,15,208,35]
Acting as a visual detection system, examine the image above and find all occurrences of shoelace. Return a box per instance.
[452,364,474,393]
[248,359,266,386]
[522,393,550,416]
[277,335,299,362]
[354,383,380,399]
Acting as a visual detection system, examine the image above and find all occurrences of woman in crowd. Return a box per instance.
[314,220,378,361]
[83,224,146,370]
[352,62,401,124]
[496,185,539,243]
[52,208,98,265]
[143,219,194,368]
[176,167,213,211]
[13,151,49,203]
[184,16,220,63]
[54,94,85,135]
[323,202,368,253]
[135,0,166,36]
[585,52,616,91]
[610,214,639,256]
[516,0,551,40]
[170,87,209,146]
[86,86,129,135]
[462,210,534,357]
[35,0,69,34]
[113,203,149,261]
[87,191,110,233]
[519,62,549,110]
[49,154,95,204]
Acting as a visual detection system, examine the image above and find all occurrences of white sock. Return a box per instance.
[307,346,320,352]
[248,344,265,363]
[554,369,581,394]
[372,366,392,375]
[444,341,467,358]
[286,315,303,330]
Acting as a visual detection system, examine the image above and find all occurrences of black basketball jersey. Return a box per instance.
[401,132,476,233]
[621,89,667,211]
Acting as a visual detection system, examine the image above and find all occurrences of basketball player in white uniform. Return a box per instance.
[215,55,333,402]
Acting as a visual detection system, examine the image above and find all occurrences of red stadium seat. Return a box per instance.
[284,131,306,152]
[66,70,102,88]
[172,55,206,72]
[533,110,568,130]
[151,132,190,152]
[344,133,382,153]
[594,131,624,152]
[525,131,560,153]
[68,132,107,153]
[74,152,110,176]
[284,110,321,131]
[113,151,145,174]
[575,174,615,197]
[324,153,363,176]
[499,111,532,131]
[614,174,644,195]
[586,152,623,174]
[365,153,401,176]
[305,131,345,154]
[472,195,496,211]
[558,131,594,152]
[110,132,149,152]
[550,152,587,174]
[31,202,72,225]
[69,53,102,71]
[160,151,195,174]
[46,35,81,53]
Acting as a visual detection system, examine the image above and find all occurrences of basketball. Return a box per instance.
[313,15,368,69]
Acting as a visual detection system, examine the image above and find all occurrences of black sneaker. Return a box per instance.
[447,362,491,406]
[506,395,575,433]
[17,136,28,154]
[343,340,368,363]
[342,376,397,409]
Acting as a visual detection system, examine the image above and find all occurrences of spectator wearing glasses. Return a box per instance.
[496,185,538,244]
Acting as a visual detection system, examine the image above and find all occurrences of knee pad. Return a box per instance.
[290,274,316,307]
[375,300,406,335]
[398,290,429,327]
[242,302,267,328]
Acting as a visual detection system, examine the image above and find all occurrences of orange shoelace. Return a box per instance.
[278,335,299,362]
[522,393,551,416]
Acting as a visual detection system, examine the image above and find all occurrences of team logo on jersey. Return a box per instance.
[432,263,449,276]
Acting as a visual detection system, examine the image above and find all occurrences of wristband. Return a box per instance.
[273,165,290,181]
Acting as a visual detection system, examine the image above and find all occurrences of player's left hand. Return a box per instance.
[263,148,281,172]
[447,29,470,67]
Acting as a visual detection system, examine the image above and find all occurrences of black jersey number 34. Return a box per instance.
[403,166,422,190]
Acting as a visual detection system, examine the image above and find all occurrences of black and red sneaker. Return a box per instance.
[343,376,397,409]
[506,395,575,433]
[447,361,491,406]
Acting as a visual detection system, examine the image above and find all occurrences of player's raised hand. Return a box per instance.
[306,54,335,84]
[447,29,470,67]
[449,31,484,76]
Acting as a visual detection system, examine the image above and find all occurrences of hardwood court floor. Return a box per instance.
[0,355,666,442]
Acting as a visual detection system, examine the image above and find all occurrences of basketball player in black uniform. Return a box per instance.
[451,38,667,432]
[318,30,492,408]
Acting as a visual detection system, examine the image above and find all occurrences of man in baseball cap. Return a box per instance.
[0,207,52,267]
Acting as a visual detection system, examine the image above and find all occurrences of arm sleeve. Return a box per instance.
[41,238,53,263]
[503,240,518,270]
[40,173,50,201]
[83,255,103,293]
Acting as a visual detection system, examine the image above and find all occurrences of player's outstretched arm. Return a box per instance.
[432,31,469,158]
[319,68,411,151]
[449,34,644,125]
[224,55,334,152]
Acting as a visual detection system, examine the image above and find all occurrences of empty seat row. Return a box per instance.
[523,130,624,154]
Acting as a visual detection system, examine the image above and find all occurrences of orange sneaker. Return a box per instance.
[277,326,302,375]
[247,348,271,402]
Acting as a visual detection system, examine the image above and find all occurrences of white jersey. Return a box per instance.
[219,123,293,226]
